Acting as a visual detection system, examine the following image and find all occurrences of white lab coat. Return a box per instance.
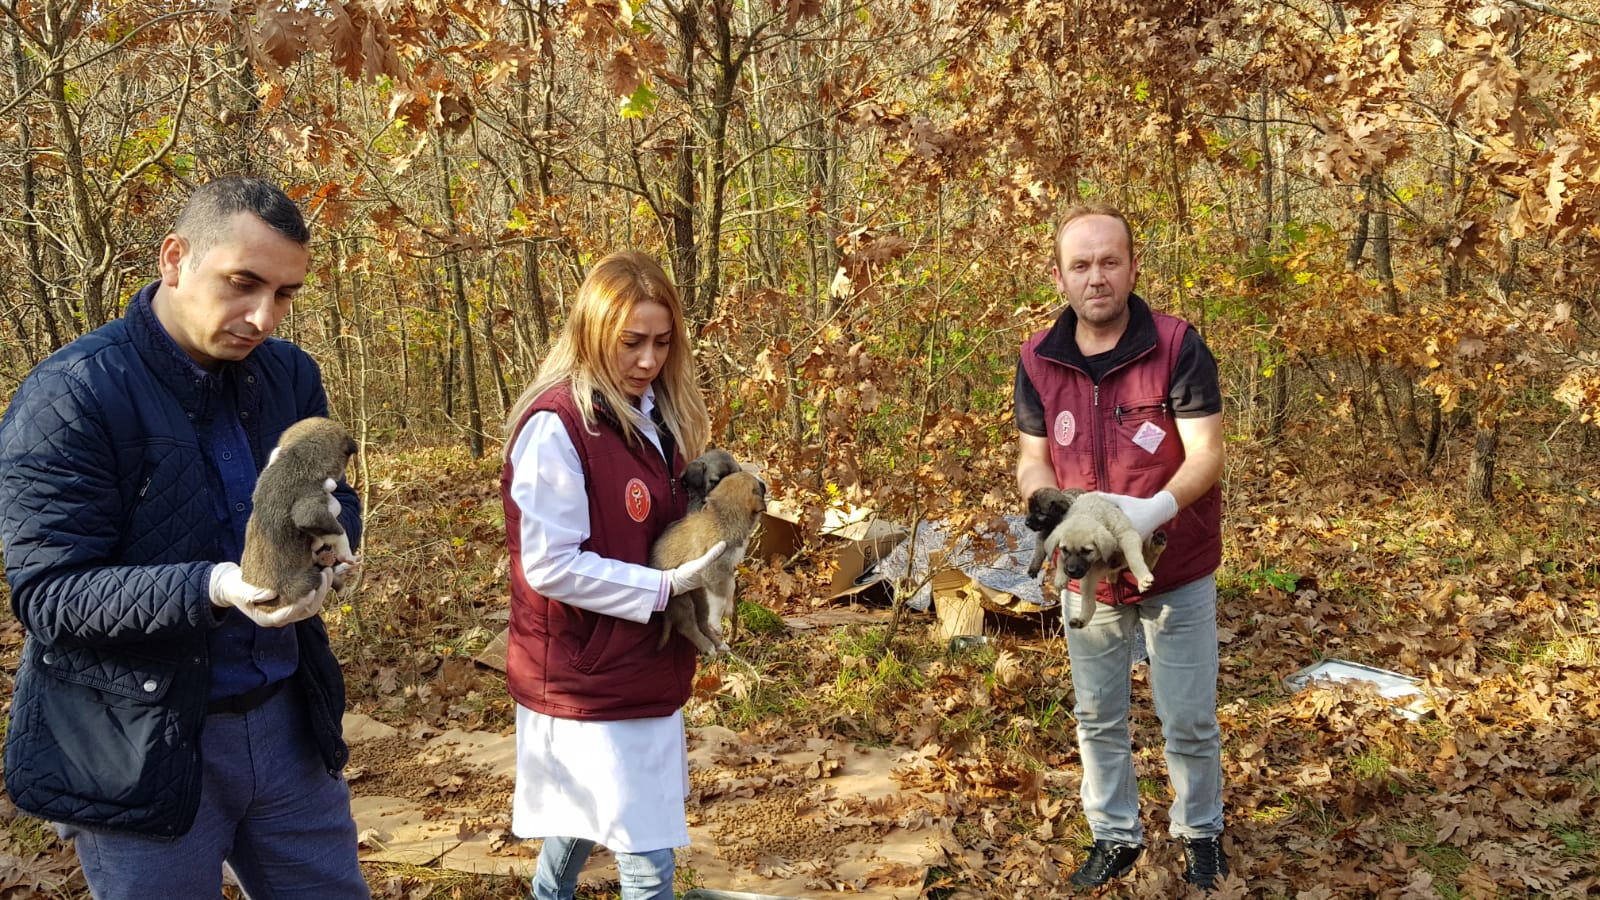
[505,389,691,851]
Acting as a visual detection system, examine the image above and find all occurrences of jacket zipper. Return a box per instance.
[1088,383,1132,604]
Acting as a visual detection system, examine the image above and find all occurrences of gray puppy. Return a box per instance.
[681,448,742,513]
[240,417,357,608]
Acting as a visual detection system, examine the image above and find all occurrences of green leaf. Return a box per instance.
[618,82,657,119]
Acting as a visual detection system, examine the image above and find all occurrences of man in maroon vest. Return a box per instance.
[1015,203,1228,891]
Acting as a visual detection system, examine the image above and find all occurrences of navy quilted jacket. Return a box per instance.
[0,281,361,838]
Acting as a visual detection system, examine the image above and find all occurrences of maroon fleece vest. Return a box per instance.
[1021,313,1222,603]
[501,385,693,719]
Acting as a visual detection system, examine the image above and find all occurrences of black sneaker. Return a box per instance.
[1069,840,1142,888]
[1182,835,1229,890]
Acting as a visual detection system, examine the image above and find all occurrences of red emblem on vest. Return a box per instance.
[625,478,651,522]
[1054,410,1076,446]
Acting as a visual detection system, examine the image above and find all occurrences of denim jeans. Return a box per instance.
[1065,574,1224,846]
[62,684,369,899]
[531,835,674,900]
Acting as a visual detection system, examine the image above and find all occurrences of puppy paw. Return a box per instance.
[1068,617,1087,629]
[1136,573,1155,591]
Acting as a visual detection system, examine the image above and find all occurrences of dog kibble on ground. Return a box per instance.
[689,763,878,869]
[347,734,514,819]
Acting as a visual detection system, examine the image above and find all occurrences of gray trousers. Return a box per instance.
[1065,574,1225,845]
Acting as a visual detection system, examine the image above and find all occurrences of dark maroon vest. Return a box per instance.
[501,384,693,719]
[1020,312,1222,603]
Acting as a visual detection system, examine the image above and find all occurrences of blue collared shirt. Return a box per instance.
[136,300,297,700]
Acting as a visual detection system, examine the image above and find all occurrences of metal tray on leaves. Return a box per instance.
[678,883,806,890]
[1284,658,1434,720]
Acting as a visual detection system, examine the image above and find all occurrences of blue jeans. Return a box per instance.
[1065,574,1224,846]
[531,836,674,900]
[62,684,368,899]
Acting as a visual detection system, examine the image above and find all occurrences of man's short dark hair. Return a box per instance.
[1055,202,1136,267]
[174,176,308,265]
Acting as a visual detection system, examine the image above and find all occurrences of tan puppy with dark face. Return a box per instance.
[241,417,358,608]
[649,469,766,656]
[1026,487,1167,629]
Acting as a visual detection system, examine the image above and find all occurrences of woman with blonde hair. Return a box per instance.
[500,250,724,899]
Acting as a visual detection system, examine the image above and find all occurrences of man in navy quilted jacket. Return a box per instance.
[0,177,369,898]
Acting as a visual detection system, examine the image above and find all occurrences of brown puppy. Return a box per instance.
[649,469,766,656]
[1025,487,1167,629]
[241,417,358,608]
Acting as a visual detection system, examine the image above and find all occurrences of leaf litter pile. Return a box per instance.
[1,433,1597,898]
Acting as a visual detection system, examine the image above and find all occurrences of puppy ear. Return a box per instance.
[681,460,707,494]
[1095,526,1122,560]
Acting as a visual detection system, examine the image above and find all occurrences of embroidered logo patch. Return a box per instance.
[1054,411,1076,447]
[625,478,650,522]
[1132,421,1167,455]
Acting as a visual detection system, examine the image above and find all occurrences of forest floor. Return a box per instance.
[2,414,1598,899]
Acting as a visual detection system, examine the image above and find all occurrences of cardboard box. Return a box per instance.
[924,549,1056,639]
[754,501,907,600]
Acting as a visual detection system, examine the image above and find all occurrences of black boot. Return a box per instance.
[1182,835,1229,890]
[1069,840,1143,888]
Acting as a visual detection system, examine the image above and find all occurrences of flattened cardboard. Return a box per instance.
[346,715,945,898]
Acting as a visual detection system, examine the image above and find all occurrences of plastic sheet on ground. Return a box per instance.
[868,515,1148,664]
[866,515,1053,613]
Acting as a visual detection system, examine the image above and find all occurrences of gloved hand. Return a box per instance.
[667,541,728,595]
[315,478,361,585]
[209,562,332,627]
[1096,490,1178,539]
[317,531,361,589]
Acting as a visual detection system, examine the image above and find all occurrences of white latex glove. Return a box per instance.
[315,481,358,588]
[667,541,728,595]
[318,531,361,589]
[209,562,331,627]
[322,477,340,518]
[1096,490,1178,539]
